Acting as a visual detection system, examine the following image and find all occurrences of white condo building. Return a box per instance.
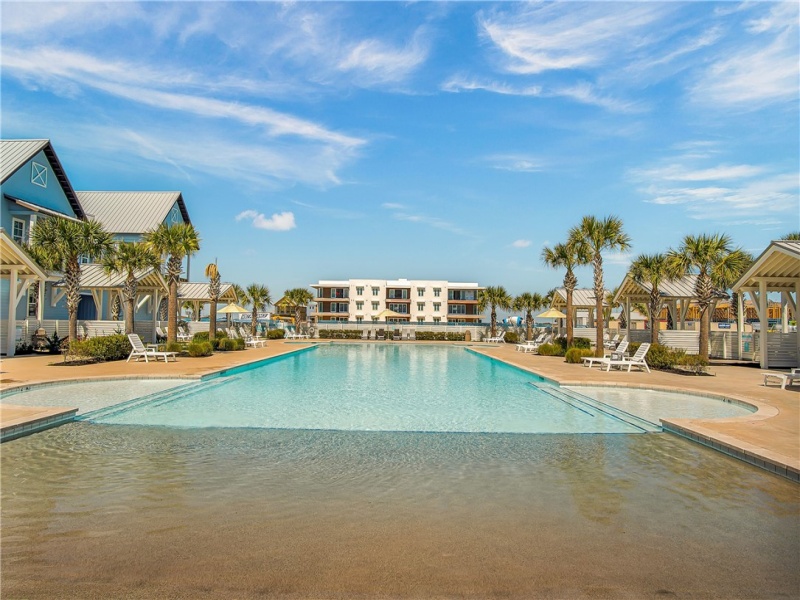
[310,279,485,324]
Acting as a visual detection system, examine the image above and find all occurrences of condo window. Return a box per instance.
[433,288,441,297]
[417,288,425,296]
[433,303,441,312]
[372,302,379,310]
[12,218,26,244]
[417,302,424,311]
[356,287,364,296]
[372,287,379,295]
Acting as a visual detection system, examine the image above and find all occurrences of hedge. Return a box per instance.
[267,329,286,339]
[319,329,363,339]
[187,341,213,357]
[69,334,131,361]
[565,347,594,363]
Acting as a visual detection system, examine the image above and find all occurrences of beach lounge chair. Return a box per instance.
[127,333,177,363]
[601,342,651,372]
[604,334,621,349]
[515,333,545,353]
[392,329,401,340]
[763,368,800,390]
[485,331,506,343]
[583,340,629,368]
[376,329,385,340]
[242,332,267,347]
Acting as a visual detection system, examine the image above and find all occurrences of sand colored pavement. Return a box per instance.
[1,340,798,478]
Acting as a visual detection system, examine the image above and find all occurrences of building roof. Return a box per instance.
[551,288,610,309]
[0,139,85,219]
[612,273,726,303]
[76,191,191,234]
[60,264,167,290]
[733,240,800,293]
[0,228,51,280]
[178,282,236,303]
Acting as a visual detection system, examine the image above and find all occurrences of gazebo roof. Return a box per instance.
[0,228,51,280]
[177,282,237,303]
[613,273,727,304]
[56,264,167,290]
[551,288,609,310]
[733,240,800,292]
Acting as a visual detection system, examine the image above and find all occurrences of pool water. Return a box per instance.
[69,344,751,433]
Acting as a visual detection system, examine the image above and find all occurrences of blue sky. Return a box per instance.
[2,1,798,300]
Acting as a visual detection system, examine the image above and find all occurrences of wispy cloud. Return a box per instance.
[382,204,471,237]
[512,239,532,248]
[292,200,365,220]
[337,29,430,86]
[690,3,798,108]
[236,210,297,231]
[484,154,545,173]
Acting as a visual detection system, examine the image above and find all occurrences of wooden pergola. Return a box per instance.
[732,240,799,369]
[177,282,237,321]
[550,288,609,328]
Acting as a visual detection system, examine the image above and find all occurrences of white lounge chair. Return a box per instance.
[604,334,621,349]
[127,333,177,363]
[601,342,651,373]
[242,331,267,347]
[485,331,506,343]
[515,333,545,353]
[583,340,629,368]
[763,368,800,390]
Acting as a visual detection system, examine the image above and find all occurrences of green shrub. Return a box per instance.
[644,343,686,370]
[232,337,246,351]
[69,334,130,361]
[217,338,236,351]
[565,347,595,363]
[445,332,466,341]
[193,331,210,341]
[268,329,286,339]
[571,337,592,349]
[187,341,213,357]
[676,354,709,374]
[537,343,563,356]
[166,341,184,354]
[504,331,518,344]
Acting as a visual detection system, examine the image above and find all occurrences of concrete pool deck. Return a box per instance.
[1,340,797,480]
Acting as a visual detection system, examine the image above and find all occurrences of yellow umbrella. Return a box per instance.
[218,303,249,314]
[375,308,404,321]
[536,308,567,319]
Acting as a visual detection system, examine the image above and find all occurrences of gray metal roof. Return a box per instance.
[733,240,800,292]
[76,191,191,234]
[56,264,167,290]
[552,288,610,308]
[0,139,85,218]
[178,282,236,302]
[613,274,716,303]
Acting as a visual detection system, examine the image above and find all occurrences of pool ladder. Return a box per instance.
[527,382,661,433]
[78,377,241,422]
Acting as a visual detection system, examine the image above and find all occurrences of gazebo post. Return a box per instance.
[7,268,18,357]
[624,298,631,341]
[759,280,768,369]
[796,281,800,365]
[737,292,744,360]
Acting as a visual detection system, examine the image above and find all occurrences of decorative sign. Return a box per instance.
[31,162,47,188]
[718,322,731,329]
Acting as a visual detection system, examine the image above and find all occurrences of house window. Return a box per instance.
[27,287,38,317]
[433,303,441,312]
[371,287,379,296]
[417,317,425,323]
[372,302,379,310]
[433,288,441,297]
[356,287,364,296]
[11,218,26,244]
[449,304,466,315]
[387,289,408,299]
[388,303,408,314]
[356,301,364,310]
[79,254,92,264]
[433,317,441,323]
[417,302,424,311]
[372,316,379,322]
[417,288,425,297]
[356,316,363,323]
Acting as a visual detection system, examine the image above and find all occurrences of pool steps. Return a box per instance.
[528,382,660,433]
[79,377,241,421]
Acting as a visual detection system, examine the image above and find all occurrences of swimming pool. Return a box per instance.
[6,344,753,433]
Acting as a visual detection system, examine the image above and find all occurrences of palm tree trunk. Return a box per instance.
[66,256,81,343]
[699,305,710,360]
[566,290,574,347]
[491,307,497,337]
[251,309,258,337]
[124,275,137,335]
[593,255,604,357]
[209,303,217,340]
[526,313,532,341]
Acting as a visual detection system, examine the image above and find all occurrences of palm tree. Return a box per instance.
[29,217,113,342]
[570,215,631,356]
[102,242,161,334]
[205,262,221,340]
[667,233,751,360]
[514,292,545,341]
[244,283,272,337]
[780,232,800,240]
[144,223,201,344]
[283,287,314,331]
[542,240,590,347]
[628,253,671,345]
[478,285,512,338]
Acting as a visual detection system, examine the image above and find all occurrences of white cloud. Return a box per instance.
[337,30,430,85]
[442,75,542,96]
[236,210,297,231]
[381,202,406,210]
[512,239,532,248]
[485,154,545,173]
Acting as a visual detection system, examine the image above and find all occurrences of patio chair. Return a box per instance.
[763,368,800,390]
[516,333,545,353]
[376,329,385,340]
[601,342,651,373]
[485,331,506,343]
[583,340,629,368]
[392,329,401,340]
[127,333,177,363]
[604,334,621,349]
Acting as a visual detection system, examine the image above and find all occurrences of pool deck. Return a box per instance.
[1,340,797,481]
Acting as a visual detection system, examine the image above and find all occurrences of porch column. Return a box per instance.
[151,290,159,343]
[781,292,789,333]
[759,280,768,369]
[737,291,744,360]
[7,268,18,357]
[796,281,800,367]
[37,277,45,321]
[624,298,631,341]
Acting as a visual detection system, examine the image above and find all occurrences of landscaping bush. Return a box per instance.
[217,338,236,351]
[565,347,594,363]
[187,341,213,357]
[644,343,686,370]
[166,341,184,354]
[416,331,447,341]
[537,343,562,356]
[676,354,709,374]
[318,329,363,339]
[571,337,592,349]
[69,334,130,361]
[267,329,286,339]
[445,332,466,341]
[503,331,518,344]
[232,337,246,351]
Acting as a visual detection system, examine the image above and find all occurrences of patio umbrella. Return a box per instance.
[535,307,568,337]
[375,308,405,334]
[218,302,249,328]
